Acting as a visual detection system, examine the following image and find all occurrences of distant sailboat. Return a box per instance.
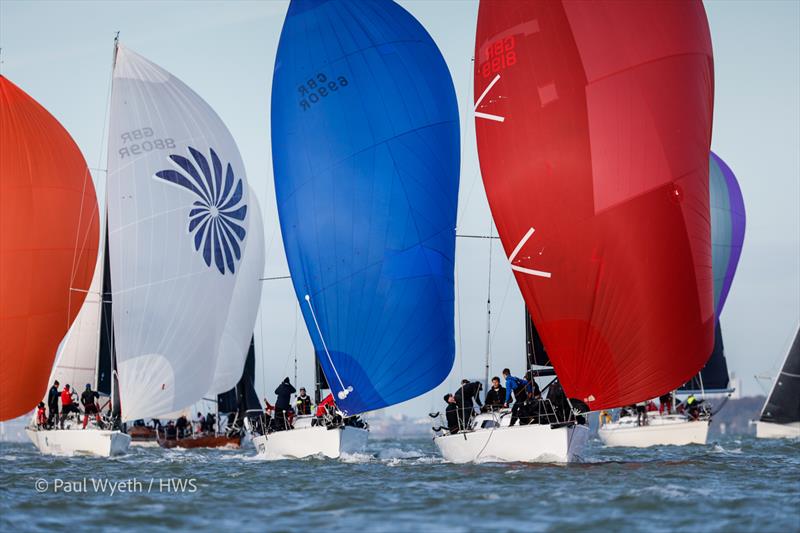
[447,0,715,461]
[0,76,99,422]
[259,0,460,459]
[27,40,262,456]
[756,329,800,439]
[600,151,745,448]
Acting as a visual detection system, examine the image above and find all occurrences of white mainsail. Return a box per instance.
[207,188,265,396]
[106,44,258,421]
[50,249,103,392]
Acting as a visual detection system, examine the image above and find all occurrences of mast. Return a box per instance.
[107,33,120,422]
[314,356,328,406]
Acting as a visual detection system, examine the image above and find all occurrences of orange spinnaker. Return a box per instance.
[0,76,99,421]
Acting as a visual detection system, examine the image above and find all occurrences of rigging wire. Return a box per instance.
[304,294,351,399]
[483,219,493,392]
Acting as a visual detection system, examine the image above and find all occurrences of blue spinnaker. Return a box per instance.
[271,0,460,414]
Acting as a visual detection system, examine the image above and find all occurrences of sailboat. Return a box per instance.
[157,333,265,450]
[756,329,800,439]
[1,75,103,448]
[444,0,715,462]
[27,41,262,456]
[26,220,132,456]
[599,151,745,447]
[256,0,460,459]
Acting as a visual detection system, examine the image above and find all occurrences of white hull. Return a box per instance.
[756,421,800,439]
[433,410,588,463]
[253,416,368,459]
[598,414,709,448]
[26,428,131,457]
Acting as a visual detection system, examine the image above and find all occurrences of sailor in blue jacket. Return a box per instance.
[502,369,529,426]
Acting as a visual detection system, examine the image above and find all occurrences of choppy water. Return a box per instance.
[1,434,798,532]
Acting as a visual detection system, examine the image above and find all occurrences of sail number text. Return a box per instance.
[298,73,349,111]
[118,128,176,159]
[481,36,516,78]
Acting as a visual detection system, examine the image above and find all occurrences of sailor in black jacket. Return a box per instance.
[274,377,296,411]
[454,380,482,429]
[47,380,60,427]
[483,376,506,411]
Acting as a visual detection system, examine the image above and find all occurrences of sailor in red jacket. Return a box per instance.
[36,402,47,428]
[59,384,80,428]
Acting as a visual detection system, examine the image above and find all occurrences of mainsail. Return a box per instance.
[50,248,104,392]
[106,45,258,421]
[681,152,745,393]
[0,76,99,421]
[474,1,715,409]
[272,0,460,414]
[760,329,800,426]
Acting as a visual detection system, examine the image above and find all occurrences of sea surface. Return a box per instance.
[1,434,798,532]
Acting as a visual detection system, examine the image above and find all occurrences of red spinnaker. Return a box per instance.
[0,76,99,421]
[474,1,715,409]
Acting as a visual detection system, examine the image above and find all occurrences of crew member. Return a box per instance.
[659,392,673,414]
[635,401,648,426]
[443,394,460,434]
[483,377,506,411]
[502,369,528,426]
[274,377,296,430]
[36,402,47,429]
[454,379,482,429]
[195,412,207,434]
[59,384,80,428]
[175,415,190,438]
[47,380,60,428]
[81,384,102,429]
[295,387,312,416]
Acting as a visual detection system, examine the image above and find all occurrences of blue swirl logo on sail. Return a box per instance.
[154,147,247,275]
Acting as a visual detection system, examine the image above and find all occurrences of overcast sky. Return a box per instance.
[1,0,797,418]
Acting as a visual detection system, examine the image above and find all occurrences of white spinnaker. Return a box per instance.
[206,189,265,396]
[107,45,252,421]
[49,247,103,393]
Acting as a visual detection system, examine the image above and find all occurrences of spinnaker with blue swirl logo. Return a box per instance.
[271,0,460,415]
[106,44,262,421]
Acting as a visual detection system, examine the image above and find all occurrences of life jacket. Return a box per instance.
[36,407,47,424]
[296,395,311,414]
[61,389,73,406]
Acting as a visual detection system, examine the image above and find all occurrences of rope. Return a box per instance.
[303,294,351,399]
